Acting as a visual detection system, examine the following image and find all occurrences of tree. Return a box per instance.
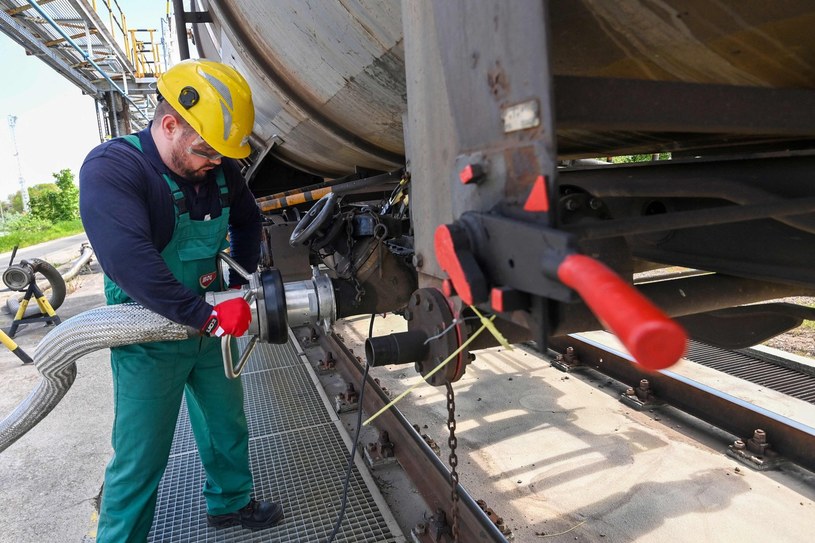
[28,169,79,222]
[52,168,80,220]
[611,153,671,164]
[10,191,23,213]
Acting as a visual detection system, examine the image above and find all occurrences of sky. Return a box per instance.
[0,1,169,201]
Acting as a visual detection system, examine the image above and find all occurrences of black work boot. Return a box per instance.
[207,498,284,530]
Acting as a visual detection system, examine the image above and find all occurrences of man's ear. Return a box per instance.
[159,114,184,140]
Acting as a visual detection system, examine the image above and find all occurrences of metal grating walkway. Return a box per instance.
[685,341,815,404]
[148,334,402,542]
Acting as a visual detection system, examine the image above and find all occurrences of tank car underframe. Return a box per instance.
[394,1,815,381]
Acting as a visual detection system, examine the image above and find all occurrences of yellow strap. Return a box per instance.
[470,305,513,350]
[362,303,516,426]
[363,315,496,426]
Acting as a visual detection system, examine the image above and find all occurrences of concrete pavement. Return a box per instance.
[0,238,110,543]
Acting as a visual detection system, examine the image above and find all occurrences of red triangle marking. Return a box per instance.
[523,175,549,212]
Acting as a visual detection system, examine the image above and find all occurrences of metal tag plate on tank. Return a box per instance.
[502,100,540,133]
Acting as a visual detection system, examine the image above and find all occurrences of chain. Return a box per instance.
[342,218,366,304]
[352,276,365,305]
[445,382,460,542]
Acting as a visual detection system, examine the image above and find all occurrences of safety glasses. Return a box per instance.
[186,135,223,161]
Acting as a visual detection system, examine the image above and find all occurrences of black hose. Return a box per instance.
[30,259,66,311]
[326,314,375,542]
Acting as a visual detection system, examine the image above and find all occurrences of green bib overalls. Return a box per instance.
[96,135,252,543]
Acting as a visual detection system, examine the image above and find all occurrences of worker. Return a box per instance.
[79,59,282,541]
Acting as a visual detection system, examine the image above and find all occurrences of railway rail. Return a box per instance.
[548,335,815,474]
[301,320,815,542]
[318,329,509,543]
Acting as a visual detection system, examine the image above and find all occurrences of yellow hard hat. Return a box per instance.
[157,59,254,159]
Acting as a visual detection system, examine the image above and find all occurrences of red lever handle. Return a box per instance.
[557,254,687,370]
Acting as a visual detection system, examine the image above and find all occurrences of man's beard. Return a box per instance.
[169,145,209,181]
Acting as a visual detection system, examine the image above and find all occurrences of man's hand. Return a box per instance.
[202,298,252,337]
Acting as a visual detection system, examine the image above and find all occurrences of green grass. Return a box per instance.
[0,219,85,253]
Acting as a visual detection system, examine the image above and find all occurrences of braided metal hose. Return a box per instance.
[0,303,196,453]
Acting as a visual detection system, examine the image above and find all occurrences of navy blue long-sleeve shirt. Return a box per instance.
[79,125,262,329]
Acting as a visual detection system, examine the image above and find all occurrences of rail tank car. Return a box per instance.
[191,0,815,376]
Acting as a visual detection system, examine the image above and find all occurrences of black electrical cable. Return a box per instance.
[326,313,375,542]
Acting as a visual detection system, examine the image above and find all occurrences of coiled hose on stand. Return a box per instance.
[5,244,94,317]
[0,303,196,453]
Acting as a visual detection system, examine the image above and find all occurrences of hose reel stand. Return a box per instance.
[2,249,65,338]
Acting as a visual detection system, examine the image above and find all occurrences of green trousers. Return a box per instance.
[96,336,252,543]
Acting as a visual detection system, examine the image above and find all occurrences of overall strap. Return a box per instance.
[163,176,190,218]
[119,134,229,217]
[216,169,230,210]
[119,134,188,218]
[120,134,142,151]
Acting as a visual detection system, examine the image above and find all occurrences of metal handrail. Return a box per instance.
[26,0,150,123]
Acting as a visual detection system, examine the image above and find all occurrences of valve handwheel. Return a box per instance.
[289,192,338,246]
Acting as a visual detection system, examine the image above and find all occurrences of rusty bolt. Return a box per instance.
[429,507,450,540]
[562,346,579,365]
[625,387,636,397]
[377,432,395,457]
[343,382,359,402]
[753,429,767,444]
[733,440,746,450]
[319,355,336,370]
[639,379,650,391]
